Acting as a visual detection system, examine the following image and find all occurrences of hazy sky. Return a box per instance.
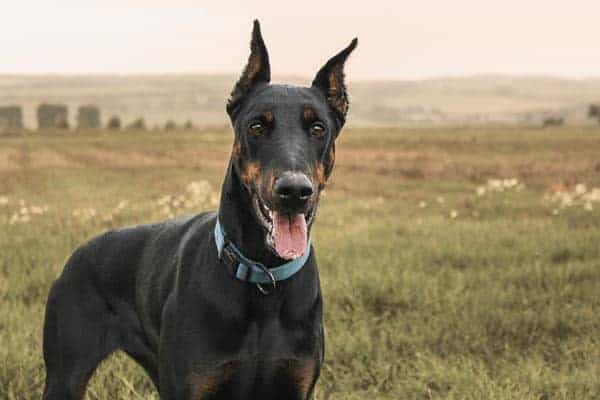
[2,0,599,79]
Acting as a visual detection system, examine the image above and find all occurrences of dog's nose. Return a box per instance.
[273,172,313,211]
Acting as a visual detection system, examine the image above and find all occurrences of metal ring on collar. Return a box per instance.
[255,263,277,295]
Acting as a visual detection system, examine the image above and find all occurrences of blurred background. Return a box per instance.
[2,0,600,129]
[2,1,600,399]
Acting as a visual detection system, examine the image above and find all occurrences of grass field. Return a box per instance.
[1,126,600,399]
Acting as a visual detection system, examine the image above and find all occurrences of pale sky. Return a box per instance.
[2,0,600,79]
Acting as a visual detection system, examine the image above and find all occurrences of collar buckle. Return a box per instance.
[220,241,239,267]
[221,240,276,294]
[255,264,277,295]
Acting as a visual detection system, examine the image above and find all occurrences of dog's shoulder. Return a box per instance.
[68,211,216,271]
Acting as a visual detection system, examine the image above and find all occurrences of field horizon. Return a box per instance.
[2,74,600,130]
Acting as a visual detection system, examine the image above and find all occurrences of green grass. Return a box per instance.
[1,126,600,399]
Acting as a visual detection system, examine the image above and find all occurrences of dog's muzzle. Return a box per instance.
[273,172,314,214]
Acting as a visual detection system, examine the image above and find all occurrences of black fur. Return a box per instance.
[42,20,356,400]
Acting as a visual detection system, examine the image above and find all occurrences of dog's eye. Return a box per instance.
[310,122,327,138]
[248,121,265,136]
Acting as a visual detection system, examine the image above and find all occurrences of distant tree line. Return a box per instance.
[532,103,600,127]
[589,104,600,124]
[542,116,564,127]
[0,103,196,133]
[0,106,23,130]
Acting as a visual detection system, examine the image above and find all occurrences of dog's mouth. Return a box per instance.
[252,194,316,260]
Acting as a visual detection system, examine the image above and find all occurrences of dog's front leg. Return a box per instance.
[157,293,184,400]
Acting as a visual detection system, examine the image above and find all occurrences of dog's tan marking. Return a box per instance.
[303,106,316,122]
[232,140,241,158]
[327,72,348,115]
[187,361,239,399]
[266,169,276,193]
[74,380,89,400]
[326,146,335,172]
[245,53,262,82]
[188,373,220,398]
[328,73,339,93]
[263,110,274,123]
[314,164,327,190]
[242,161,261,186]
[288,358,318,397]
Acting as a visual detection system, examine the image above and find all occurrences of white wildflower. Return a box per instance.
[9,213,19,225]
[560,193,573,207]
[487,179,503,191]
[30,206,43,215]
[187,180,211,195]
[116,200,128,211]
[157,195,171,206]
[583,188,600,203]
[575,184,587,196]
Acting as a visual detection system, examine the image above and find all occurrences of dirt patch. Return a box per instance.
[0,148,22,171]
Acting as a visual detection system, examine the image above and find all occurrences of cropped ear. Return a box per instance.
[227,20,271,117]
[312,38,357,126]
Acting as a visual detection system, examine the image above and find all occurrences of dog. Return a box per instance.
[42,20,356,400]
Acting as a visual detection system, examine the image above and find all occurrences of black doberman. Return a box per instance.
[42,20,356,400]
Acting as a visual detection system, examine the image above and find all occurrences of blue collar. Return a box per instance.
[214,219,311,285]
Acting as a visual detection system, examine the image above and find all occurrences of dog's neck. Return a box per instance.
[217,160,283,267]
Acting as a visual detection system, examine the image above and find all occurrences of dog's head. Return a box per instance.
[226,20,357,261]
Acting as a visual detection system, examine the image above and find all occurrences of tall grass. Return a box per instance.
[1,127,600,399]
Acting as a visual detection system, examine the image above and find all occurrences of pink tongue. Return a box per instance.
[273,212,307,260]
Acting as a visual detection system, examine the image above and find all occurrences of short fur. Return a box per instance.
[42,20,356,400]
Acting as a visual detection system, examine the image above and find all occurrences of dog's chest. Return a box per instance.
[184,298,322,399]
[179,260,323,398]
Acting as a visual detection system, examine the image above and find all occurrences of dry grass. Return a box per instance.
[1,126,600,399]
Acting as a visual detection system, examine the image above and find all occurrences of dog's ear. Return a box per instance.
[227,20,271,117]
[312,38,358,127]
